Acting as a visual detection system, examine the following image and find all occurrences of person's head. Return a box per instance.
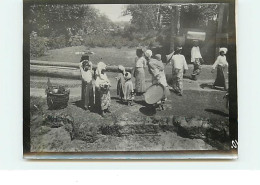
[97,61,107,75]
[144,50,153,60]
[125,72,132,81]
[193,40,199,47]
[80,54,89,62]
[82,60,91,71]
[136,48,143,58]
[219,47,228,56]
[175,46,182,54]
[155,54,162,61]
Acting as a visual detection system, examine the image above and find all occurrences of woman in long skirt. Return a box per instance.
[134,48,147,95]
[95,61,111,117]
[212,47,229,90]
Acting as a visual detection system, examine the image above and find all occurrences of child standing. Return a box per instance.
[124,72,134,106]
[116,65,126,101]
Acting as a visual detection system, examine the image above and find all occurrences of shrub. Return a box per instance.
[48,35,67,49]
[69,35,84,46]
[30,34,48,58]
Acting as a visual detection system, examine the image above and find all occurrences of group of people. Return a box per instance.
[79,57,112,117]
[79,40,229,116]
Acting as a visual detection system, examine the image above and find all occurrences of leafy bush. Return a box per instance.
[69,35,84,46]
[48,35,67,49]
[30,34,48,57]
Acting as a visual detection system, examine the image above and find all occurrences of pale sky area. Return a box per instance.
[91,4,132,22]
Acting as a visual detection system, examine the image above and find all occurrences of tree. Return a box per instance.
[29,4,114,37]
[123,4,160,33]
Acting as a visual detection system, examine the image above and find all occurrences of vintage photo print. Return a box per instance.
[23,0,238,159]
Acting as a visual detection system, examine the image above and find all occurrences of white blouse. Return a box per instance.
[79,61,93,83]
[212,55,228,69]
[135,56,147,68]
[170,54,188,70]
[191,46,202,63]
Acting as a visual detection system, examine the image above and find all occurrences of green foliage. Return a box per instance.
[123,4,160,33]
[48,35,67,49]
[30,33,48,57]
[181,4,219,29]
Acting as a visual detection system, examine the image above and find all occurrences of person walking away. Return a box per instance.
[167,47,188,96]
[211,47,228,90]
[95,61,111,117]
[145,50,169,110]
[116,65,126,101]
[124,72,135,106]
[191,40,204,80]
[133,48,147,95]
[79,60,94,110]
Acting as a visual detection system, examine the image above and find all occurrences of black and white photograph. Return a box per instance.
[23,0,237,159]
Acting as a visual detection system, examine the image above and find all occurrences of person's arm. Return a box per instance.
[212,56,220,70]
[225,57,229,67]
[191,47,195,63]
[183,56,188,71]
[79,62,84,79]
[143,58,147,67]
[166,52,174,64]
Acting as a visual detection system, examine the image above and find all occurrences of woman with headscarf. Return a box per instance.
[133,48,147,95]
[116,65,126,101]
[95,61,111,117]
[211,47,229,90]
[79,59,94,110]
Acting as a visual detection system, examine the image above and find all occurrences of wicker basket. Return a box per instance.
[144,84,165,104]
[46,86,70,109]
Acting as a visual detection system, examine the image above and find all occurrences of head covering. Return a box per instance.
[176,46,182,51]
[145,50,153,58]
[155,54,162,61]
[124,72,132,80]
[118,65,125,74]
[219,47,228,54]
[80,54,89,62]
[96,61,106,76]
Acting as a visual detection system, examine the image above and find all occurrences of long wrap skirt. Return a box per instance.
[213,65,227,90]
[134,67,146,93]
[95,87,111,111]
[172,68,184,94]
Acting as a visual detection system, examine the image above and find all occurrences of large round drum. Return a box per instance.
[144,84,165,104]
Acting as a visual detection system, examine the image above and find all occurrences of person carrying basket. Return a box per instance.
[144,50,169,110]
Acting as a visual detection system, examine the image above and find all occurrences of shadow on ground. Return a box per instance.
[200,83,213,89]
[139,106,156,116]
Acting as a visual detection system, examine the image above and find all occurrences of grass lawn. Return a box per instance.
[33,45,226,82]
[34,46,136,67]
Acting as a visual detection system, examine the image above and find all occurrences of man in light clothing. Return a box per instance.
[166,47,188,96]
[191,40,204,80]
